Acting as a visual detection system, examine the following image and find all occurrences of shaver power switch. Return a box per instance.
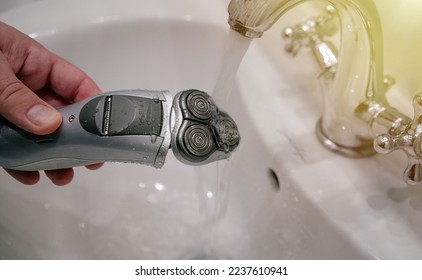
[79,95,163,136]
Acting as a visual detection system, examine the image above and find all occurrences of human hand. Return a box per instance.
[0,21,102,186]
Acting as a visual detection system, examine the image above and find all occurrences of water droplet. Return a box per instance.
[154,182,165,191]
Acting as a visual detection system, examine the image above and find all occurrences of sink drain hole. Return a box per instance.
[268,169,280,191]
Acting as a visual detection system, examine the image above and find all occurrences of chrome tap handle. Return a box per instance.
[281,5,337,57]
[281,5,338,74]
[375,94,422,185]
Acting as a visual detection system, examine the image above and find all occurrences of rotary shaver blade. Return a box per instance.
[186,91,214,120]
[183,124,214,158]
[171,89,240,165]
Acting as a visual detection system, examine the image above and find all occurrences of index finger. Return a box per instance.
[48,53,101,103]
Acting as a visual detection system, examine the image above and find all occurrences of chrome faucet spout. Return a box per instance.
[228,0,422,185]
[228,0,410,157]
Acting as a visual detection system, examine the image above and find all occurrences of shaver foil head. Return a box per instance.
[170,89,240,165]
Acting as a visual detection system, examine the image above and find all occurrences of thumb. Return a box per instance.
[0,77,62,135]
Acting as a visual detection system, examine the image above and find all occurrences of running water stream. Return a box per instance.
[197,29,252,257]
[213,30,253,108]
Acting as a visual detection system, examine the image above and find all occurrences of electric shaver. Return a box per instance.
[0,89,240,171]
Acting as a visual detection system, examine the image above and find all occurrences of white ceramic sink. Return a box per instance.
[0,0,421,259]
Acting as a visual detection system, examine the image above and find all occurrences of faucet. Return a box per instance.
[227,0,422,185]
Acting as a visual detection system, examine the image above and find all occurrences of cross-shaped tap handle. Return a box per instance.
[375,94,422,185]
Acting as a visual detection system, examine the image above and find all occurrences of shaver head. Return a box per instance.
[170,89,240,165]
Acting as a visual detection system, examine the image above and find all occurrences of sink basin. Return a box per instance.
[0,0,421,259]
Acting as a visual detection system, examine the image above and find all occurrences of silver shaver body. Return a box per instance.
[0,89,240,171]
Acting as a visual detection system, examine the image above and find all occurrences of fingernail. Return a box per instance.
[26,104,60,127]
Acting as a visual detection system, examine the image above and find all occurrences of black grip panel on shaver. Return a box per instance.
[174,90,240,164]
[79,95,163,136]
